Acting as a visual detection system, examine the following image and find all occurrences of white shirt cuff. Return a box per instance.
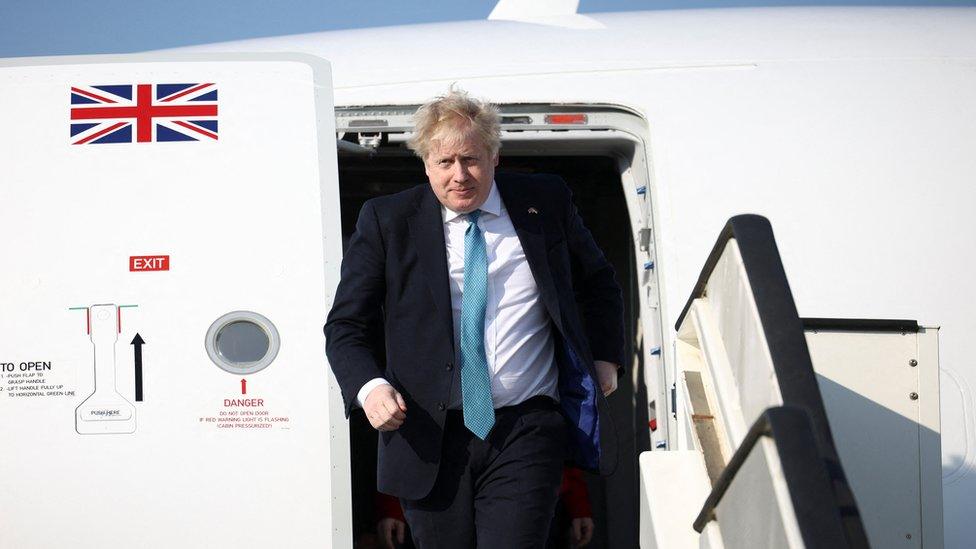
[356,378,391,408]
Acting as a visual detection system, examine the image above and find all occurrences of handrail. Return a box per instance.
[693,406,854,549]
[675,215,869,548]
[802,318,919,333]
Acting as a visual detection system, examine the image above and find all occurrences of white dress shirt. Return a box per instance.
[356,181,559,408]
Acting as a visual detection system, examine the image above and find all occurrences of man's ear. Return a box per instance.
[493,153,499,167]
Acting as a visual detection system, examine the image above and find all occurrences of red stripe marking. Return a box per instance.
[74,121,127,145]
[136,84,153,142]
[86,309,91,335]
[71,87,117,104]
[160,83,213,103]
[71,104,217,120]
[173,120,218,140]
[117,307,122,334]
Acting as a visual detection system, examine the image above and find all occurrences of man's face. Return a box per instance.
[424,130,498,213]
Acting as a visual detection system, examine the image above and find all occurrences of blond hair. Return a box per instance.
[408,87,501,160]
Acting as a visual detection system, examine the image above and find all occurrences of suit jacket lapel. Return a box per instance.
[496,176,564,333]
[407,185,455,350]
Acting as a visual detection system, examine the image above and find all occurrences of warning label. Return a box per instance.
[129,255,170,272]
[2,361,75,398]
[199,397,290,430]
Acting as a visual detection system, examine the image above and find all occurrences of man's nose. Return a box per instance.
[452,161,469,182]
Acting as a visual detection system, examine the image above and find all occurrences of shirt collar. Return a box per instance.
[441,180,501,223]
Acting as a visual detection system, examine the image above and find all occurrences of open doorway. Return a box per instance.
[337,116,654,549]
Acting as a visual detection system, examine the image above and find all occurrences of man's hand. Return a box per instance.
[364,384,407,431]
[377,517,407,549]
[570,517,595,547]
[594,360,619,396]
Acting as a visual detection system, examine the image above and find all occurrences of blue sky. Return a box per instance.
[2,0,974,58]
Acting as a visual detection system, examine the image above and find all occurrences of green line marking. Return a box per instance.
[69,305,139,310]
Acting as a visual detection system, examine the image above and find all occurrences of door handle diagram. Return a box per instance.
[75,304,136,434]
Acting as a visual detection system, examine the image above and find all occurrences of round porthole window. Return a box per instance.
[205,311,280,375]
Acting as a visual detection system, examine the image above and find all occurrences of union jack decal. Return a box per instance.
[70,83,218,145]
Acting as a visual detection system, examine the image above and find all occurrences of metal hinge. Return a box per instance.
[639,227,652,251]
[671,383,677,419]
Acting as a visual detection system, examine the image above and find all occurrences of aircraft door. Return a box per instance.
[0,54,349,548]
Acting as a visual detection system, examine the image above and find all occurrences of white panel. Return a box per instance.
[704,241,783,431]
[639,451,714,549]
[808,327,943,548]
[0,55,348,548]
[807,330,923,548]
[714,438,803,549]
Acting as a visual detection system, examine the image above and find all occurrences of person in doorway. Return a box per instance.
[375,492,413,549]
[547,466,595,548]
[325,87,624,548]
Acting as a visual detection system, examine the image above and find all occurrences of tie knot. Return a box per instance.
[467,210,482,224]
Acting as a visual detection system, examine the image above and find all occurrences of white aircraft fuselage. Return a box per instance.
[165,5,976,546]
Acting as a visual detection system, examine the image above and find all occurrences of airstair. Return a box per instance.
[640,215,942,549]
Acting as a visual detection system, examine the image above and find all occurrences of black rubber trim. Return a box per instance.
[694,406,851,549]
[676,214,869,548]
[803,318,919,333]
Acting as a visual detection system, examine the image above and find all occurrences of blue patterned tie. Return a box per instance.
[460,209,495,439]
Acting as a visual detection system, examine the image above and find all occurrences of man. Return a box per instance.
[325,89,624,548]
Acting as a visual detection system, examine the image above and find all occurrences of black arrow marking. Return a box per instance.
[131,333,145,402]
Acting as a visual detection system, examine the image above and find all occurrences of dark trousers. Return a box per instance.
[400,396,569,549]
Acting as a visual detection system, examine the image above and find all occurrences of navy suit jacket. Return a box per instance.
[325,172,625,500]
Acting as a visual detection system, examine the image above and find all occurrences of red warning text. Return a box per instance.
[225,398,265,407]
[129,255,170,272]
